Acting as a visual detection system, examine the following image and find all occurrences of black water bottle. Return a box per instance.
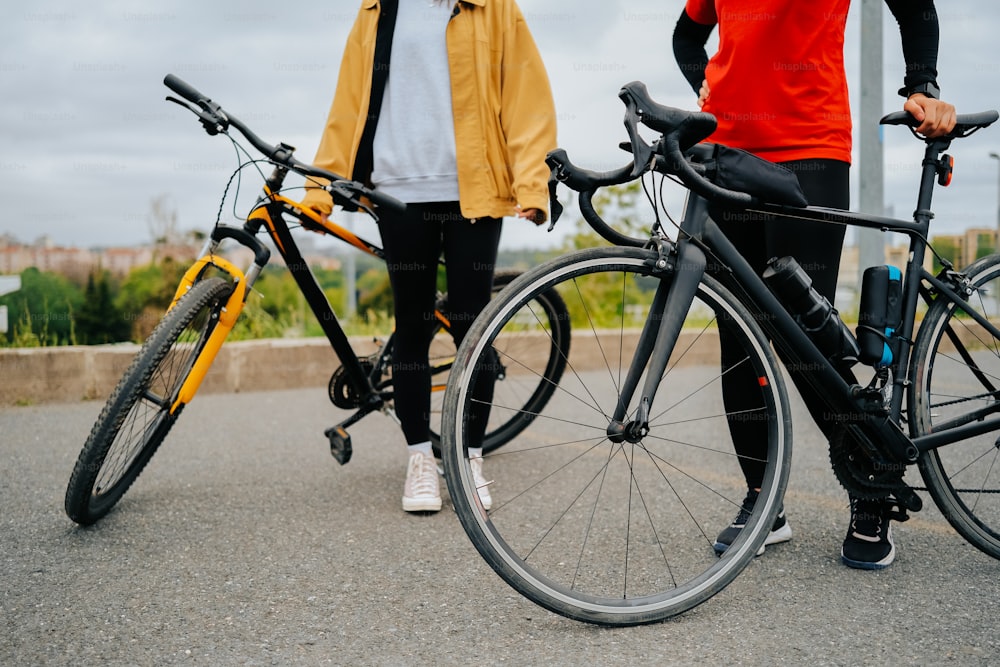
[763,256,859,370]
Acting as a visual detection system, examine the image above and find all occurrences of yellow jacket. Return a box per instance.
[302,0,557,221]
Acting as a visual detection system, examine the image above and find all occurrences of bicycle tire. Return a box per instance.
[441,246,791,625]
[429,270,570,456]
[909,253,1000,559]
[65,277,233,525]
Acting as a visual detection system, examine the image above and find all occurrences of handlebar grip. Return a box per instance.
[546,149,635,191]
[879,110,918,127]
[164,73,209,105]
[363,187,407,215]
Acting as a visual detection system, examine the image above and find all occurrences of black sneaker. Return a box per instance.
[714,489,792,555]
[841,497,896,570]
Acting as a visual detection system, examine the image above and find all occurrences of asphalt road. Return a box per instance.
[2,385,998,666]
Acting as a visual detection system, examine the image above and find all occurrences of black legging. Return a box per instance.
[716,159,851,488]
[377,202,502,447]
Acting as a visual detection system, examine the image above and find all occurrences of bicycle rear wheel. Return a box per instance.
[909,254,1000,559]
[441,246,791,625]
[65,277,232,525]
[429,270,570,455]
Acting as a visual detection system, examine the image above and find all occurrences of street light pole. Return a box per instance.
[991,152,1000,252]
[858,0,886,286]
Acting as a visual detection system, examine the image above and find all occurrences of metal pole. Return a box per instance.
[858,0,886,283]
[991,152,1000,252]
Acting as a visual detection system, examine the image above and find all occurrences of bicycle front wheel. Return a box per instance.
[429,270,570,456]
[441,246,791,625]
[910,253,1000,559]
[65,277,233,525]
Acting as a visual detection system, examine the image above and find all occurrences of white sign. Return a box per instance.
[0,276,20,296]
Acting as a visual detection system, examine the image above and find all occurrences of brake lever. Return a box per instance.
[165,95,229,136]
[326,182,379,220]
[544,154,567,230]
[618,88,656,179]
[327,182,360,209]
[546,177,563,231]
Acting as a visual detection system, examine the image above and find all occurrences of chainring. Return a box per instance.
[829,426,907,499]
[328,358,377,409]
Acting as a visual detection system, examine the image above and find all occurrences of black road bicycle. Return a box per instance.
[64,75,570,525]
[441,81,1000,625]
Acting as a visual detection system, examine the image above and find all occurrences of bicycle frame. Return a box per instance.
[164,163,395,426]
[612,133,1000,467]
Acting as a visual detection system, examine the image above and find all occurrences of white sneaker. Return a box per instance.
[469,455,493,511]
[402,451,441,512]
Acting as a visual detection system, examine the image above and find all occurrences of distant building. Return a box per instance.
[0,235,341,279]
[835,228,1000,311]
[930,228,999,269]
[0,241,96,277]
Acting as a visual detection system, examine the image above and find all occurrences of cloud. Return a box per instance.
[0,0,997,255]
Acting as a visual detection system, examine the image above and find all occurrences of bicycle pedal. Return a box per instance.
[325,425,353,465]
[894,486,923,513]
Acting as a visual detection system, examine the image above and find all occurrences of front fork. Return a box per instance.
[607,239,707,443]
[167,225,271,414]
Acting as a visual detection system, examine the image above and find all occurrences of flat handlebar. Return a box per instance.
[162,74,406,215]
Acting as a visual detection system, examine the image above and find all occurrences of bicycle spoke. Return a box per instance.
[442,250,791,624]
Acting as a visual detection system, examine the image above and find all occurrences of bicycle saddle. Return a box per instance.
[880,109,999,139]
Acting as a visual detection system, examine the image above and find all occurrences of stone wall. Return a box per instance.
[0,330,720,406]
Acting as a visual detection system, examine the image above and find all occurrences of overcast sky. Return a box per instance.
[1,0,998,255]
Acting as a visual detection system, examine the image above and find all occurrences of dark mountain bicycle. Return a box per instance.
[64,74,570,526]
[441,80,999,625]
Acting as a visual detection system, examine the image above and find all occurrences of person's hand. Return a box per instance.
[697,79,710,108]
[308,207,327,221]
[516,207,546,225]
[303,203,331,225]
[904,94,957,138]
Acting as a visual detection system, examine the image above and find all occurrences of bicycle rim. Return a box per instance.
[429,270,570,455]
[65,277,231,524]
[910,254,1000,558]
[442,246,791,625]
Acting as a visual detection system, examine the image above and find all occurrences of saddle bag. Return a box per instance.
[694,143,809,207]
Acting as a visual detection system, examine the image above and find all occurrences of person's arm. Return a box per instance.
[499,5,558,224]
[302,11,374,216]
[672,9,714,97]
[884,0,956,137]
[885,0,940,94]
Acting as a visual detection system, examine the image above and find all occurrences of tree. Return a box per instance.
[147,194,181,247]
[356,267,393,319]
[930,236,960,273]
[76,270,129,344]
[557,182,658,328]
[562,181,651,251]
[0,267,83,346]
[116,259,186,340]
